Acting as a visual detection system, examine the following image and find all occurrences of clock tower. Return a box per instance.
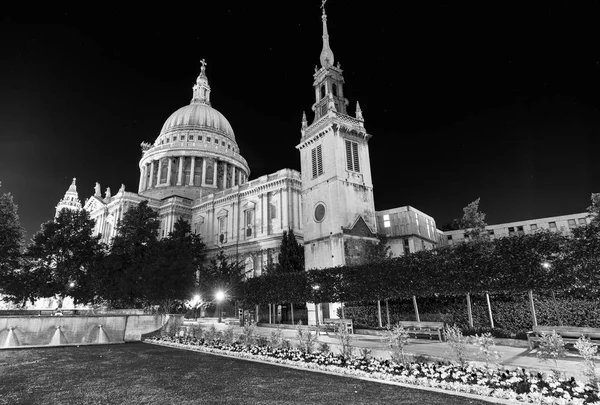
[297,2,378,325]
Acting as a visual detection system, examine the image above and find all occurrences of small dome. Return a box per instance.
[158,103,235,142]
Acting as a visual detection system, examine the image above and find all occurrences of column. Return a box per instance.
[231,201,238,243]
[138,165,145,192]
[282,186,289,231]
[156,159,163,186]
[177,156,184,186]
[148,161,155,188]
[212,159,218,186]
[238,170,242,185]
[222,162,228,189]
[261,193,268,235]
[232,166,237,186]
[189,157,196,186]
[201,158,207,186]
[166,158,173,186]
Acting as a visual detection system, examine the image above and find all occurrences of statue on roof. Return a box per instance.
[105,187,111,199]
[118,184,125,193]
[94,182,101,198]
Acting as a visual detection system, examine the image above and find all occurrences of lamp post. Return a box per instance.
[215,290,225,323]
[312,284,320,326]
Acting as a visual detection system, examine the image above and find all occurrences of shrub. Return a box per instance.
[444,324,468,365]
[295,320,319,354]
[575,335,598,386]
[268,327,284,349]
[472,332,501,373]
[318,341,331,355]
[189,324,203,339]
[536,330,566,378]
[222,326,235,345]
[334,321,353,359]
[386,323,411,365]
[359,348,372,359]
[204,324,220,343]
[255,335,269,347]
[239,320,256,345]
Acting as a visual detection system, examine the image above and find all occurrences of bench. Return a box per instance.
[398,321,445,341]
[321,318,354,334]
[527,326,600,350]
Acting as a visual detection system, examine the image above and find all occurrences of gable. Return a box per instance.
[83,196,105,213]
[343,215,376,238]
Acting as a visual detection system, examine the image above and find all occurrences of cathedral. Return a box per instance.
[55,5,404,323]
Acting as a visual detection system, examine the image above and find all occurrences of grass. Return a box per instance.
[0,342,497,405]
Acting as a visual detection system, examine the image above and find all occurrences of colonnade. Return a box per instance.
[138,156,247,192]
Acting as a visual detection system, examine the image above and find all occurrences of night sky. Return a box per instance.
[2,2,600,241]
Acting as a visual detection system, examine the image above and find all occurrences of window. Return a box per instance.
[332,83,338,97]
[568,219,577,229]
[383,214,391,228]
[218,216,227,243]
[311,144,323,178]
[314,203,326,222]
[488,230,495,236]
[269,202,277,220]
[403,239,410,255]
[579,218,587,226]
[189,135,193,141]
[228,144,231,149]
[530,224,538,231]
[549,221,557,230]
[222,141,226,146]
[198,135,203,141]
[207,137,211,142]
[517,226,524,235]
[447,235,453,241]
[345,140,360,172]
[508,227,515,235]
[245,210,254,237]
[180,135,184,141]
[214,138,219,144]
[320,85,326,99]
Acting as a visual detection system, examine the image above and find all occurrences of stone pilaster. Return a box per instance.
[189,157,196,186]
[177,156,184,185]
[149,161,155,188]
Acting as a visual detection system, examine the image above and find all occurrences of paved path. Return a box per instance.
[183,318,593,381]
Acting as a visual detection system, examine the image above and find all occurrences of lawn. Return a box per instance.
[0,343,497,405]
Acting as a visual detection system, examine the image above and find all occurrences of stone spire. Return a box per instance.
[55,178,82,218]
[319,0,334,68]
[191,58,211,106]
[355,101,364,121]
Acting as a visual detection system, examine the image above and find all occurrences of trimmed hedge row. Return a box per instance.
[340,295,600,337]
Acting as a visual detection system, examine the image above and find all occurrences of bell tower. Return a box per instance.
[297,1,378,325]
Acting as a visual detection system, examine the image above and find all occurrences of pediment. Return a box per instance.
[243,200,256,210]
[343,215,376,238]
[83,196,105,213]
[216,208,229,217]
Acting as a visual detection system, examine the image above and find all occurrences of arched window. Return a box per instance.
[332,83,337,97]
[245,256,254,278]
[320,85,326,99]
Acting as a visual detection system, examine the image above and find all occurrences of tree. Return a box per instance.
[0,183,26,298]
[201,250,245,301]
[277,230,305,273]
[364,233,393,264]
[23,209,104,306]
[586,192,600,224]
[459,198,488,241]
[96,200,160,308]
[148,218,206,313]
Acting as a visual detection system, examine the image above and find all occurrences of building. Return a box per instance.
[375,206,443,256]
[442,212,590,246]
[53,4,594,322]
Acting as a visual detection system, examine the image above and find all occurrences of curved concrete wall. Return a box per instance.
[0,314,183,349]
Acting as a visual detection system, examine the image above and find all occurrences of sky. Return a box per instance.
[2,2,600,241]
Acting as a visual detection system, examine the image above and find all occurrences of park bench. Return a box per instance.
[398,321,445,341]
[321,318,354,334]
[527,326,600,350]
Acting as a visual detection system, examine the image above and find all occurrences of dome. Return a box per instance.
[158,103,235,142]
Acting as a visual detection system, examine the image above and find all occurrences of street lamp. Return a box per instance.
[215,290,226,323]
[542,261,551,270]
[312,284,320,326]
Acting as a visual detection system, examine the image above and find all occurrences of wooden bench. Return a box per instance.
[398,321,445,341]
[527,326,600,350]
[321,318,354,334]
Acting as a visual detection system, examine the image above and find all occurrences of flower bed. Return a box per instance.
[144,335,600,405]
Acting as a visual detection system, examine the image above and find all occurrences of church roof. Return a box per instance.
[158,103,235,141]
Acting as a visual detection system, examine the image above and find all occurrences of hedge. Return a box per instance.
[340,294,600,338]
